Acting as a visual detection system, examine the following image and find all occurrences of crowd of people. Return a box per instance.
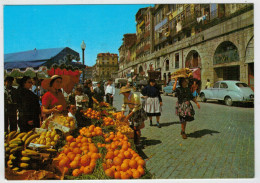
[5,74,202,145]
[4,75,116,133]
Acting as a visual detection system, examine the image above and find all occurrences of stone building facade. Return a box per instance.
[94,52,118,81]
[118,4,254,89]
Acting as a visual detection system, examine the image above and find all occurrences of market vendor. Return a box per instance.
[120,86,147,147]
[16,76,41,132]
[41,75,67,118]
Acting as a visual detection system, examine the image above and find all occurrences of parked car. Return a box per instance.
[163,80,180,96]
[200,80,254,106]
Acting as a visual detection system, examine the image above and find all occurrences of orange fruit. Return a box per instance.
[63,167,69,174]
[121,171,130,179]
[126,169,133,178]
[114,171,121,179]
[57,153,67,160]
[114,150,120,157]
[70,142,77,148]
[105,151,114,160]
[72,169,81,177]
[120,162,129,172]
[132,169,141,179]
[63,148,70,155]
[89,144,98,153]
[122,144,128,151]
[105,169,114,178]
[91,153,100,160]
[113,157,123,166]
[118,153,125,160]
[67,152,76,161]
[123,159,130,164]
[83,166,93,174]
[73,148,82,155]
[66,135,74,142]
[80,166,85,173]
[81,154,91,166]
[91,132,96,136]
[137,159,145,166]
[59,157,70,168]
[74,155,81,162]
[137,166,145,176]
[81,137,88,143]
[129,159,137,169]
[124,151,132,159]
[89,161,96,169]
[70,160,79,169]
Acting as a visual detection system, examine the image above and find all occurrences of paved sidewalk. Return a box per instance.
[113,91,254,179]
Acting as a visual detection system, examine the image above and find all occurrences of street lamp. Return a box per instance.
[81,40,86,83]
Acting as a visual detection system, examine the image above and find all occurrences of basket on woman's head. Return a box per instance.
[171,68,193,79]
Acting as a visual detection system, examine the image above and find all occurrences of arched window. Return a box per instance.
[213,41,239,65]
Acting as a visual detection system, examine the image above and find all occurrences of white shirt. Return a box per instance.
[105,84,115,96]
[75,94,89,108]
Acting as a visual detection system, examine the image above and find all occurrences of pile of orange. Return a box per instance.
[83,108,101,120]
[102,117,114,126]
[79,125,103,138]
[55,134,101,177]
[112,112,125,121]
[99,132,146,179]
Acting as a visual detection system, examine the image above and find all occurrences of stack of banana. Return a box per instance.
[5,131,57,172]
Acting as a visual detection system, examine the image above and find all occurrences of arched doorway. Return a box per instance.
[185,50,201,81]
[213,41,240,81]
[165,60,169,71]
[139,66,143,73]
[185,50,201,68]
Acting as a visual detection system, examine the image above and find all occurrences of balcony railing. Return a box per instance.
[182,14,197,27]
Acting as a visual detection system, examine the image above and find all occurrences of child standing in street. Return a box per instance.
[172,77,200,139]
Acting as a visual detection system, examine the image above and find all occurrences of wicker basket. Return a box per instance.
[171,68,193,79]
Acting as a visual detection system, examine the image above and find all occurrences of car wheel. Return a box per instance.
[163,91,168,96]
[224,96,233,106]
[200,93,207,102]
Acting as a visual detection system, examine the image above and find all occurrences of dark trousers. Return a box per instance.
[18,117,40,133]
[5,112,17,132]
[106,94,113,106]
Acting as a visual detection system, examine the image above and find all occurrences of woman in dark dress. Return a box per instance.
[17,76,41,132]
[141,79,162,128]
[83,79,95,108]
[172,77,200,139]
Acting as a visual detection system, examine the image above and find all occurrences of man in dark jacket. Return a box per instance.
[94,81,105,103]
[4,76,18,132]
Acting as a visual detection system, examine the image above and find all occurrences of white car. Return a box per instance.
[200,80,254,106]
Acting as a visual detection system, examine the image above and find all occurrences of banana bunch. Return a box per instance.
[8,149,43,171]
[5,131,40,168]
[30,129,60,147]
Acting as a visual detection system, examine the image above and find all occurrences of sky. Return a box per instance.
[4,4,151,66]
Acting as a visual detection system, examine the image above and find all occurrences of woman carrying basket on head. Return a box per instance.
[172,69,200,139]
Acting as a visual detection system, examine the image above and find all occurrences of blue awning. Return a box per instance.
[4,60,47,70]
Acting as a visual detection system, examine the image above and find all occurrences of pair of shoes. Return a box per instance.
[181,131,187,139]
[157,123,161,128]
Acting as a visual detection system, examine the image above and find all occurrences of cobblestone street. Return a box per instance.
[113,89,254,179]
